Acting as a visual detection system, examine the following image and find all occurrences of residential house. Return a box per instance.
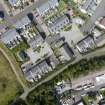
[15,16,31,29]
[8,0,21,7]
[36,0,59,16]
[58,43,74,62]
[48,14,70,33]
[46,54,60,69]
[1,29,22,48]
[80,0,102,15]
[28,35,44,49]
[21,60,52,82]
[76,35,96,53]
[94,35,105,47]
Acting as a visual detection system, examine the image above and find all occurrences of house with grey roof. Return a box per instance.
[15,16,31,29]
[8,0,21,7]
[80,0,101,15]
[28,35,44,49]
[58,43,74,62]
[76,35,96,53]
[54,80,73,105]
[22,60,52,82]
[46,54,59,69]
[48,14,70,33]
[36,0,59,16]
[1,29,22,48]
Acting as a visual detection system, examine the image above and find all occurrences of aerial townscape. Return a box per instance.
[1,0,105,105]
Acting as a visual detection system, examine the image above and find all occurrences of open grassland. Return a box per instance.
[0,42,28,88]
[0,51,22,105]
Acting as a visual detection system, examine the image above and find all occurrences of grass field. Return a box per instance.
[0,42,28,87]
[0,51,22,105]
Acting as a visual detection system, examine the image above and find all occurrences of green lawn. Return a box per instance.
[100,88,105,99]
[82,96,89,105]
[0,51,22,105]
[82,94,97,105]
[11,42,29,53]
[11,42,29,62]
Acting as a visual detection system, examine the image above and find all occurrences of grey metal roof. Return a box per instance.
[48,15,69,31]
[15,16,31,29]
[36,0,58,15]
[8,0,19,6]
[24,60,50,76]
[1,29,19,44]
[82,0,96,10]
[28,35,43,49]
[60,43,74,58]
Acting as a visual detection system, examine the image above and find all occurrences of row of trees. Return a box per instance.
[27,55,105,105]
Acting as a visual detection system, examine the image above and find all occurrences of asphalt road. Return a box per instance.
[20,47,105,100]
[0,1,36,29]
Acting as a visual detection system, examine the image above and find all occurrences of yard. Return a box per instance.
[100,88,105,99]
[11,42,29,63]
[0,51,23,105]
[82,91,98,105]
